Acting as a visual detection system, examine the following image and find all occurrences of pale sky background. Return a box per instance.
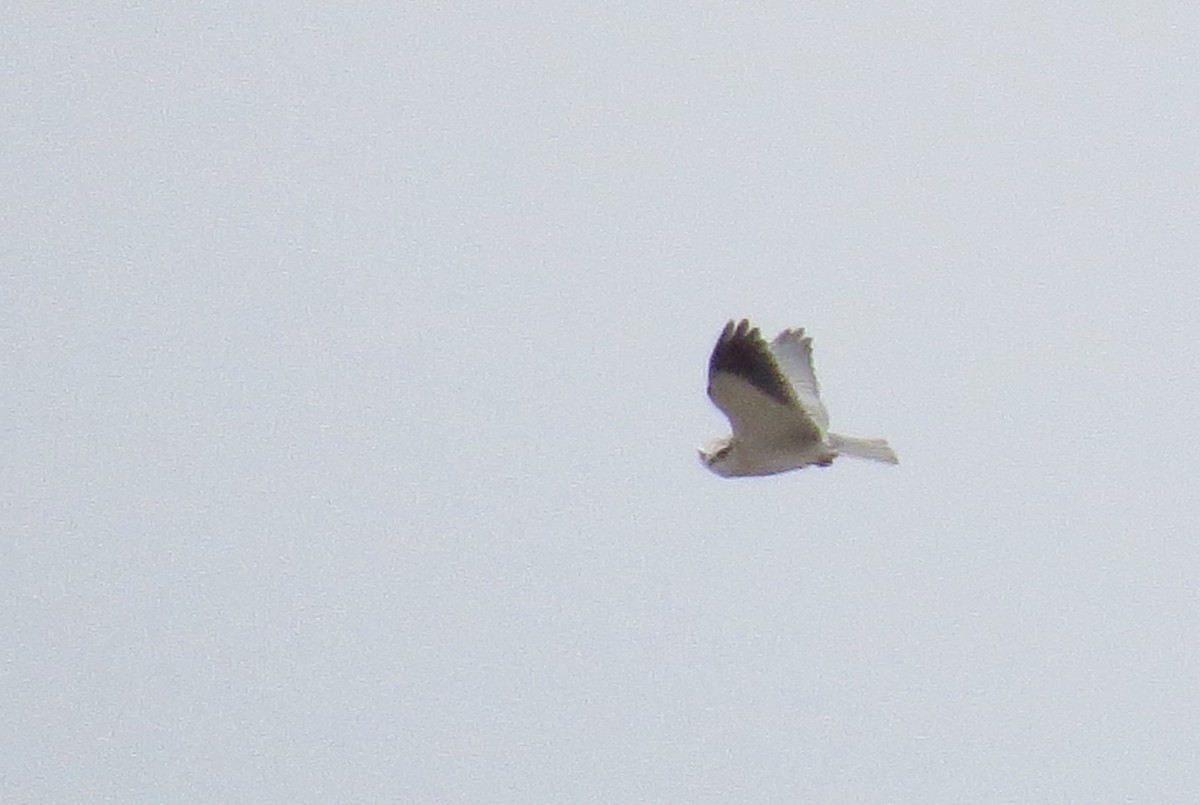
[5,3,1200,803]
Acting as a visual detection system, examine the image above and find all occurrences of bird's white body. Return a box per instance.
[701,435,834,478]
[700,320,897,477]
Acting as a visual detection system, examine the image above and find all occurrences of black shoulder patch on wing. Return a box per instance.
[708,319,794,405]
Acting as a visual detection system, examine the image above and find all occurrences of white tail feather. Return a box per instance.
[828,433,898,465]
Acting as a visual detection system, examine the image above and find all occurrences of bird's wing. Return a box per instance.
[707,320,822,448]
[769,327,829,432]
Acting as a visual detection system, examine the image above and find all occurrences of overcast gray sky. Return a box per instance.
[6,3,1200,802]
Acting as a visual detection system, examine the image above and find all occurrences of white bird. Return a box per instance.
[700,319,898,477]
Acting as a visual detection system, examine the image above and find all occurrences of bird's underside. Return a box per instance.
[700,319,897,477]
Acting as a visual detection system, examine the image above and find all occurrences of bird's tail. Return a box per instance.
[828,433,899,465]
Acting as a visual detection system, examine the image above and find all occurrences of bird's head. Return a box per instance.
[697,438,735,477]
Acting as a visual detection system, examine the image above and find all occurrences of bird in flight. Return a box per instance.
[700,319,898,477]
